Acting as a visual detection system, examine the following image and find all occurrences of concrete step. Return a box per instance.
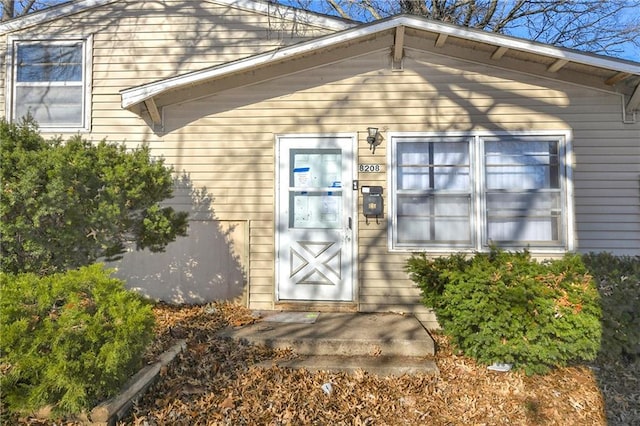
[259,355,439,376]
[220,312,435,358]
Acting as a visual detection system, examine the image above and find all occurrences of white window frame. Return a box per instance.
[388,131,574,254]
[6,35,92,132]
[391,135,476,249]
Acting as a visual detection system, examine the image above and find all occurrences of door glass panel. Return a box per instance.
[289,149,342,229]
[290,149,341,188]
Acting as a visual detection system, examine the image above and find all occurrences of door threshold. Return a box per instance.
[274,302,358,313]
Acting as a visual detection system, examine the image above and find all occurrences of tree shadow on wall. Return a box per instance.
[110,173,247,305]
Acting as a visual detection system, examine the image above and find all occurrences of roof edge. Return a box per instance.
[223,0,356,31]
[0,0,118,34]
[0,0,354,35]
[395,15,640,73]
[121,14,640,110]
[120,17,396,109]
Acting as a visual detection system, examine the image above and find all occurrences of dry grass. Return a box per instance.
[119,302,638,426]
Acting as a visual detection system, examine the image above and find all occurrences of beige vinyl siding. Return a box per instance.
[2,4,637,318]
[154,48,637,317]
[572,121,640,252]
[0,0,336,126]
[0,0,341,309]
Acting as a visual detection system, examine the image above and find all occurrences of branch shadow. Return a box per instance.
[110,173,248,305]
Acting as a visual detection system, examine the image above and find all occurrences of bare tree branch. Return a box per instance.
[326,0,351,20]
[462,0,475,27]
[492,0,529,33]
[360,0,382,20]
[475,0,498,29]
[288,0,639,58]
[3,0,639,58]
[2,0,56,20]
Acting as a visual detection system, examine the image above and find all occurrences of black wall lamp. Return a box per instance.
[367,127,379,153]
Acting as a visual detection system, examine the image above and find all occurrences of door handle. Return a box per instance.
[343,217,353,243]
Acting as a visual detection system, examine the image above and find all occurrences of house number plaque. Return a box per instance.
[359,164,383,173]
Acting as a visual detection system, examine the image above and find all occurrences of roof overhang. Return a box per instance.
[120,14,640,124]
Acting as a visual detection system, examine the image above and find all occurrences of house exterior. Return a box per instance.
[2,0,639,328]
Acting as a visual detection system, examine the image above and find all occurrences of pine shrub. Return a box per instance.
[408,249,602,375]
[0,264,155,417]
[406,252,470,308]
[0,117,189,275]
[582,252,640,362]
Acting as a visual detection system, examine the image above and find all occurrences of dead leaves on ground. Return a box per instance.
[11,302,636,425]
[119,302,634,426]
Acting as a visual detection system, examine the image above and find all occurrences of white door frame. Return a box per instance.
[275,133,358,303]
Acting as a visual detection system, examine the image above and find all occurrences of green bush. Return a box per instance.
[0,117,188,275]
[406,251,471,308]
[0,264,155,417]
[407,249,602,375]
[582,252,640,362]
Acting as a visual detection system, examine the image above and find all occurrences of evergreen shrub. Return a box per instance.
[582,252,640,362]
[0,117,188,275]
[0,264,155,417]
[407,249,602,375]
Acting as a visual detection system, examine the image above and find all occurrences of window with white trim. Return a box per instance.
[9,39,89,130]
[390,133,569,251]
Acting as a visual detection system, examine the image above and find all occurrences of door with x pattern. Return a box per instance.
[276,135,355,301]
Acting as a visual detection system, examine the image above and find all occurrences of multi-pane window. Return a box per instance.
[394,137,473,247]
[391,134,568,251]
[483,137,563,247]
[12,40,87,129]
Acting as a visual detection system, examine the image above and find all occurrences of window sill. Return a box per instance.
[388,246,570,256]
[37,126,90,134]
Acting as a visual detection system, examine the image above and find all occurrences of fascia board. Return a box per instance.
[121,14,640,109]
[121,19,399,109]
[0,0,119,34]
[0,0,354,35]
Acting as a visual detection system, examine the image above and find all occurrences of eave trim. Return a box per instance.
[144,99,162,125]
[0,0,118,34]
[121,14,640,111]
[393,25,405,63]
[121,19,399,109]
[0,0,354,35]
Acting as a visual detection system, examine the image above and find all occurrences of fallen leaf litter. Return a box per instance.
[123,302,639,425]
[12,301,639,425]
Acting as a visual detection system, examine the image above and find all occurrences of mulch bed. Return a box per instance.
[118,302,638,426]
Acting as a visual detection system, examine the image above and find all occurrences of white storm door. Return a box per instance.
[276,136,355,301]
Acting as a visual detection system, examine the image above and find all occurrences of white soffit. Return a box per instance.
[121,14,640,111]
[403,15,640,74]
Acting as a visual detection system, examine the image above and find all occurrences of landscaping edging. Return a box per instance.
[89,339,186,425]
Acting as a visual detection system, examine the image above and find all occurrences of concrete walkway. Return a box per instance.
[219,311,438,376]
